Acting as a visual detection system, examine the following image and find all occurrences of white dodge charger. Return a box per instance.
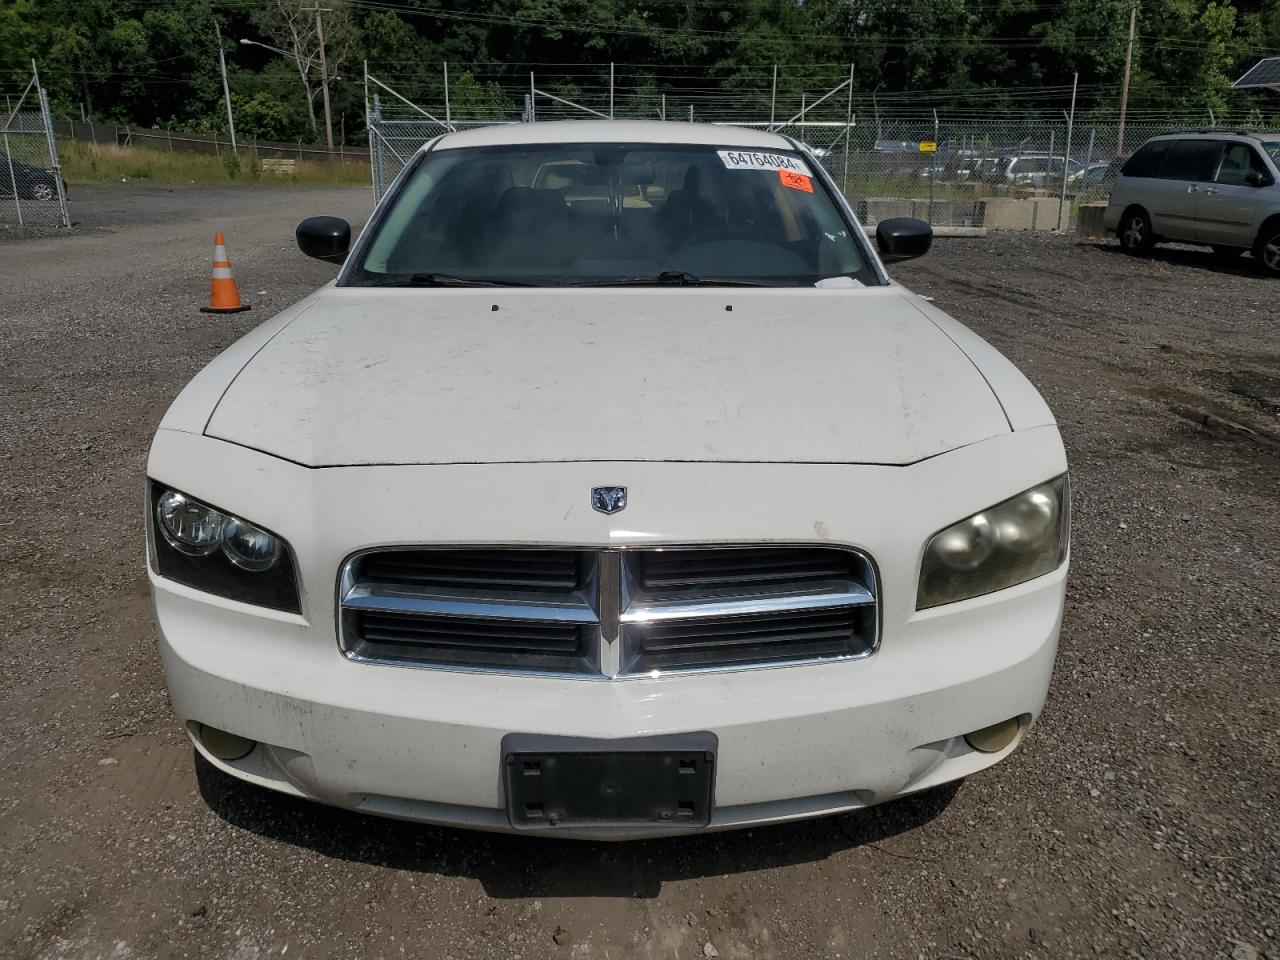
[148,121,1069,839]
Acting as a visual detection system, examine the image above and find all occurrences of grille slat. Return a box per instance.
[626,608,872,670]
[636,548,856,590]
[354,611,592,669]
[362,549,581,590]
[341,547,876,676]
[359,612,584,654]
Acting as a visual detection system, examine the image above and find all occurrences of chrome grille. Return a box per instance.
[354,611,594,672]
[361,549,583,591]
[339,546,877,678]
[634,547,857,591]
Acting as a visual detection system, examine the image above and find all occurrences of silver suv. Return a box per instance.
[1104,130,1280,274]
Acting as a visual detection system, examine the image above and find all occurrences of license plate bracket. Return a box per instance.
[501,732,717,830]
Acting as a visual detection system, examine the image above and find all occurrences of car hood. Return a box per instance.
[204,286,1010,466]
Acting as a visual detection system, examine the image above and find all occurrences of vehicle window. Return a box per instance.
[1160,139,1222,181]
[1215,144,1266,186]
[1121,139,1171,178]
[1264,142,1280,165]
[1012,158,1051,175]
[349,143,876,287]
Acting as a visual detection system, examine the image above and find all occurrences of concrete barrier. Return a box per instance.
[864,198,915,224]
[978,196,1068,231]
[1030,197,1069,231]
[1076,202,1109,239]
[979,197,1036,230]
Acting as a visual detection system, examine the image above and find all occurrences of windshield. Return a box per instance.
[347,142,876,287]
[1264,140,1280,166]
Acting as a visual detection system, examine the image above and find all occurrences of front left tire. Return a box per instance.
[1119,209,1155,254]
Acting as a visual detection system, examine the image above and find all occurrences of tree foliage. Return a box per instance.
[0,0,1275,142]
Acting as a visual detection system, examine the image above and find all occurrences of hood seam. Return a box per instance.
[902,293,1014,432]
[200,297,323,436]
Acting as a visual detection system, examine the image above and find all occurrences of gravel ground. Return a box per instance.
[0,183,1276,960]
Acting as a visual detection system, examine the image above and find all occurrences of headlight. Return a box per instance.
[917,476,1069,609]
[148,482,300,613]
[156,490,224,556]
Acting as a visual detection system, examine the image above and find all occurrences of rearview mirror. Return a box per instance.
[296,216,351,264]
[1246,171,1273,188]
[875,217,933,263]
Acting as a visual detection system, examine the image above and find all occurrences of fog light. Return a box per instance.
[199,724,256,761]
[964,717,1021,754]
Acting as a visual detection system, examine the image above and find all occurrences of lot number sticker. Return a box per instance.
[778,169,813,192]
[718,150,811,175]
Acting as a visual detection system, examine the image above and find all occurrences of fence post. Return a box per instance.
[2,129,22,227]
[364,59,376,197]
[661,93,666,121]
[842,62,854,196]
[530,72,536,122]
[928,108,938,224]
[32,63,70,228]
[1058,72,1078,232]
[443,62,451,129]
[689,103,693,122]
[770,64,777,129]
[609,62,614,119]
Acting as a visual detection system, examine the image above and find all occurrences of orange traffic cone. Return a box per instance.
[200,232,251,314]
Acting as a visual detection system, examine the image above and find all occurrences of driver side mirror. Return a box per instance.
[875,217,933,263]
[296,216,351,264]
[1245,171,1273,188]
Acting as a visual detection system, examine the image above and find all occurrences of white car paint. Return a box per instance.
[203,288,1012,467]
[149,120,1069,839]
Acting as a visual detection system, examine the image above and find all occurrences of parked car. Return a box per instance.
[1104,130,1280,273]
[800,142,837,172]
[1077,162,1115,188]
[1003,154,1086,187]
[149,120,1070,839]
[1074,158,1129,202]
[0,153,62,201]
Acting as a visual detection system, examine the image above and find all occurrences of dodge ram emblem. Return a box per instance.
[591,486,627,515]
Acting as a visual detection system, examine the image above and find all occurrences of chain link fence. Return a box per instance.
[2,67,70,235]
[365,70,1277,232]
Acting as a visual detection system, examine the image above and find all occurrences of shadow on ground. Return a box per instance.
[196,752,960,898]
[1091,240,1268,279]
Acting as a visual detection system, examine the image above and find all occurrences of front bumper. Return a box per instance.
[149,425,1067,839]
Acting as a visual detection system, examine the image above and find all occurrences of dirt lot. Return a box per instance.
[1,183,1277,960]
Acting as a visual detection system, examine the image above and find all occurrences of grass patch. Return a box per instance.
[58,140,369,187]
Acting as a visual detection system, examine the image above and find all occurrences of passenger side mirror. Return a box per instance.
[875,217,933,263]
[1245,171,1273,188]
[296,216,351,264]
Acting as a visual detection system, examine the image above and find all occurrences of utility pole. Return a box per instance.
[308,5,335,150]
[1117,2,1137,154]
[214,21,238,156]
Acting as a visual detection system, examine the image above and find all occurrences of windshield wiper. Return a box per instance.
[570,271,769,288]
[369,273,535,288]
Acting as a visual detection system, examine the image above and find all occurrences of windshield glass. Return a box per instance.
[1264,140,1280,165]
[348,142,876,287]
